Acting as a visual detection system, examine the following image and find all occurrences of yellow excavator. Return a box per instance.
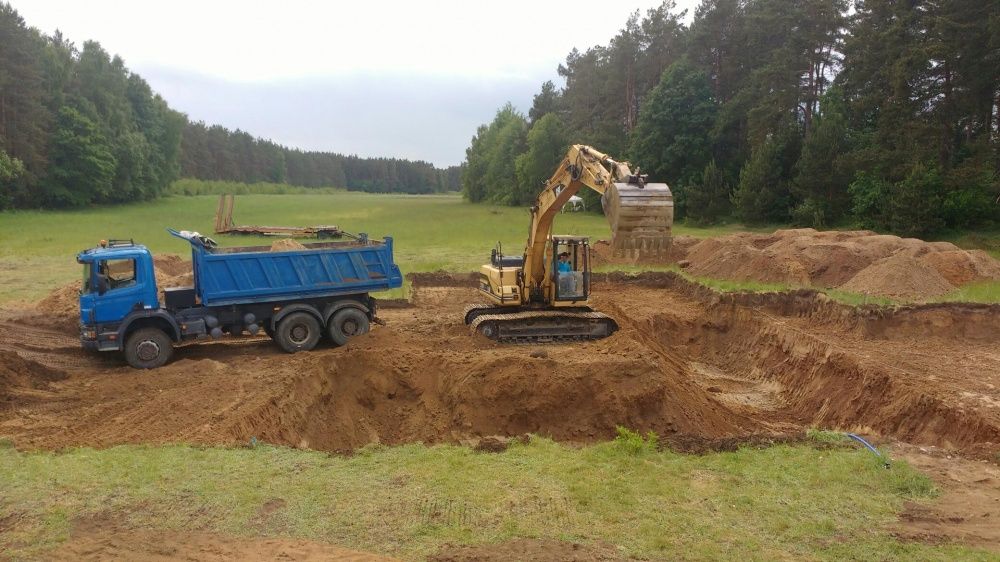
[464,144,674,343]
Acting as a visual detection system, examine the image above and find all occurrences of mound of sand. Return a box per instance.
[152,254,191,276]
[676,229,1000,300]
[590,236,697,267]
[840,253,956,299]
[270,238,306,251]
[36,254,195,319]
[0,350,67,400]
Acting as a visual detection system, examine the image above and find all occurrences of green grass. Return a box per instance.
[0,190,769,305]
[168,178,345,196]
[2,189,998,306]
[1,435,988,561]
[0,192,604,303]
[937,229,1000,260]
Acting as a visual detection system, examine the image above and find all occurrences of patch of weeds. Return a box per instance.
[613,427,658,456]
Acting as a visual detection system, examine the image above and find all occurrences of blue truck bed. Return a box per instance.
[169,230,403,306]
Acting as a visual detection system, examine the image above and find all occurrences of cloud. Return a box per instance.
[142,66,541,167]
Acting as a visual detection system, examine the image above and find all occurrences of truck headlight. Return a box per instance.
[82,329,96,340]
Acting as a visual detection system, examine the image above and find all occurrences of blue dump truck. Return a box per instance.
[77,229,403,368]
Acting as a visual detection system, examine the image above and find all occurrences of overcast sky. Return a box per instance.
[14,0,699,167]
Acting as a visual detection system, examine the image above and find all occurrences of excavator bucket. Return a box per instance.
[602,182,674,258]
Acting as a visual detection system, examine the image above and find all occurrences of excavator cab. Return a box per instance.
[551,236,589,303]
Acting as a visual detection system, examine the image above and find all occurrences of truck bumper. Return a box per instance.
[80,324,120,352]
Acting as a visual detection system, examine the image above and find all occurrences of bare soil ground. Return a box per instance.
[4,272,1000,454]
[2,260,1000,553]
[593,228,1000,299]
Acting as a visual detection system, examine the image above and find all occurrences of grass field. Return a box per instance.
[2,433,990,560]
[0,192,757,305]
[3,190,996,306]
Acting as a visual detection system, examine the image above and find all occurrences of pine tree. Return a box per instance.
[514,113,570,205]
[792,87,852,226]
[528,81,561,124]
[685,160,731,224]
[628,59,716,218]
[731,135,790,223]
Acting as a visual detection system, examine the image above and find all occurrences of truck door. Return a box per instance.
[93,257,146,323]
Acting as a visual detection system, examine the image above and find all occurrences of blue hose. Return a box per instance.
[846,433,890,469]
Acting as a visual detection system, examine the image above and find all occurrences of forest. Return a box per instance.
[0,3,459,209]
[463,0,1000,236]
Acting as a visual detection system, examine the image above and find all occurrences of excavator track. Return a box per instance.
[467,308,618,344]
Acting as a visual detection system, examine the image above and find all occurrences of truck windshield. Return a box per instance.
[82,263,92,293]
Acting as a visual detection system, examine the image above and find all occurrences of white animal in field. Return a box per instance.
[562,195,585,212]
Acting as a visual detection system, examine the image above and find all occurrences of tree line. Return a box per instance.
[463,0,1000,237]
[179,122,460,195]
[0,3,458,209]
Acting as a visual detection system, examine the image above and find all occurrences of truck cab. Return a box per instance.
[78,240,165,352]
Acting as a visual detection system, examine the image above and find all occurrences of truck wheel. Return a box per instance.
[276,312,321,353]
[124,327,174,369]
[327,308,370,346]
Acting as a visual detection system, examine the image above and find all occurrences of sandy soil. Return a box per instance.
[593,228,1000,299]
[5,272,1000,453]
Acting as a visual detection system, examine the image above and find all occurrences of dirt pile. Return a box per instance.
[839,253,955,299]
[590,236,697,267]
[152,254,191,276]
[672,229,1000,299]
[270,238,306,251]
[36,254,194,321]
[227,327,753,452]
[0,350,67,401]
[36,283,83,316]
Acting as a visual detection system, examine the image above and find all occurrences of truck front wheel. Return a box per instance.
[124,327,174,369]
[276,312,321,353]
[327,308,370,346]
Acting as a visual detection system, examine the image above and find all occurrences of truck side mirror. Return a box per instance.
[97,275,109,295]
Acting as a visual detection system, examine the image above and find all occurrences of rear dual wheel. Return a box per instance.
[275,312,321,353]
[327,308,370,346]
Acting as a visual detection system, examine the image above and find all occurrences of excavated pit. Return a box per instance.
[1,272,998,456]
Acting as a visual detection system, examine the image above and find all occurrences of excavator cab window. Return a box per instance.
[552,238,589,302]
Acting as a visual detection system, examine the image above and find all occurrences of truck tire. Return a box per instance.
[276,312,321,353]
[327,308,370,346]
[124,327,174,369]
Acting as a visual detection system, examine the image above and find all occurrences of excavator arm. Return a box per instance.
[522,144,673,287]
